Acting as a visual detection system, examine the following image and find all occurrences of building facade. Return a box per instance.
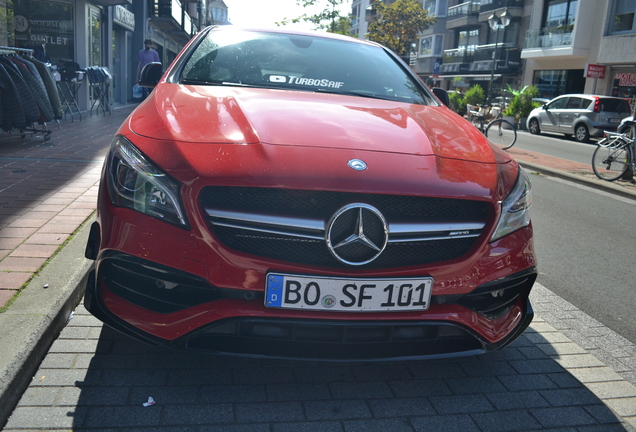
[352,0,636,102]
[0,0,210,111]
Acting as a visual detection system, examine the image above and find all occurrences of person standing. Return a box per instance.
[136,39,160,99]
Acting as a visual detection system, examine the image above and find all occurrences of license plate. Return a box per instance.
[609,118,621,124]
[265,273,433,312]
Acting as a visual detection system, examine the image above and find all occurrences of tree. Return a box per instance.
[366,0,436,56]
[276,0,351,35]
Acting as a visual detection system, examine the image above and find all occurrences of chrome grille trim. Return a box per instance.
[204,208,485,242]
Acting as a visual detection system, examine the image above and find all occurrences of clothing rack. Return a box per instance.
[0,45,54,141]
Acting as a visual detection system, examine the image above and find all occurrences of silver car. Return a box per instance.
[526,94,631,142]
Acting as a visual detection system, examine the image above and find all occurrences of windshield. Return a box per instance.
[180,29,434,105]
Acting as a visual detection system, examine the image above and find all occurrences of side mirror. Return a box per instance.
[432,87,450,107]
[139,62,163,88]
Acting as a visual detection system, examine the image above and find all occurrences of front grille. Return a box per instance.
[185,318,484,360]
[200,187,490,269]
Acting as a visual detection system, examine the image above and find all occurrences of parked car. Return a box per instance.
[532,97,550,106]
[84,26,536,361]
[526,94,632,142]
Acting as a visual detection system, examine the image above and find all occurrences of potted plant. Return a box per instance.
[502,85,541,129]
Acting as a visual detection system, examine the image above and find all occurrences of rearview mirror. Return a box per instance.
[432,87,450,107]
[139,62,163,88]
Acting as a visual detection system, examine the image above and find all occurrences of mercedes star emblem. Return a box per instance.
[326,203,388,265]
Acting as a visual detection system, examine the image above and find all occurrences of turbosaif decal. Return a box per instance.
[268,75,345,88]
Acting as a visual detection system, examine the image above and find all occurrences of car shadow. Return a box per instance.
[15,302,627,431]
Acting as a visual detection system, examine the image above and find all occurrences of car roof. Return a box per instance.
[553,94,627,100]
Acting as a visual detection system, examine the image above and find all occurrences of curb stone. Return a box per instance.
[0,216,94,426]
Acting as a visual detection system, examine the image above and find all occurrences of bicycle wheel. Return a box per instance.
[592,144,630,181]
[484,119,517,150]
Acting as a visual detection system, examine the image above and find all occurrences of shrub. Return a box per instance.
[502,85,541,121]
[462,85,485,107]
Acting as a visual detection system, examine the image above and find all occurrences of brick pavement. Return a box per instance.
[0,106,137,309]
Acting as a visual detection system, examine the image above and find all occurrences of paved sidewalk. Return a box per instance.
[0,105,137,308]
[1,114,636,430]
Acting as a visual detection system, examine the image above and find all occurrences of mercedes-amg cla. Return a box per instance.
[84,26,536,361]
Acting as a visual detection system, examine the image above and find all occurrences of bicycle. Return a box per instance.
[592,120,636,182]
[466,104,517,150]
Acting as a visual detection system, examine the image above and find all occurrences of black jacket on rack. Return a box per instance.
[0,63,26,131]
[30,57,63,120]
[10,56,55,123]
[0,57,39,128]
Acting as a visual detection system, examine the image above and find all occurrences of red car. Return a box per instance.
[84,26,536,361]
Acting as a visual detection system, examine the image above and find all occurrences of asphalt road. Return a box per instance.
[515,129,598,166]
[529,171,636,345]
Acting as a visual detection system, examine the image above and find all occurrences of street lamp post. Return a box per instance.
[487,8,511,103]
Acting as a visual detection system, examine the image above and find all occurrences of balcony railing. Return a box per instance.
[442,47,475,64]
[525,28,573,49]
[441,44,520,74]
[479,0,523,13]
[447,1,480,19]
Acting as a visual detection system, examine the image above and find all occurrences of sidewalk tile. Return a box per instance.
[24,233,70,245]
[6,218,48,228]
[10,244,59,258]
[587,381,636,399]
[0,256,48,272]
[0,227,38,238]
[37,223,78,235]
[0,271,31,289]
[0,289,17,307]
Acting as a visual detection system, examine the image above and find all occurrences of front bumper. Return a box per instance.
[84,249,536,361]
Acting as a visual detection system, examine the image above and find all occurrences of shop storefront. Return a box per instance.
[12,0,74,65]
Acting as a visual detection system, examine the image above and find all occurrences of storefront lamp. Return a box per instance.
[487,8,511,103]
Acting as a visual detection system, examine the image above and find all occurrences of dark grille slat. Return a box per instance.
[200,187,490,269]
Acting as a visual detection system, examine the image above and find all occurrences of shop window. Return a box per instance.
[609,0,636,34]
[12,0,74,64]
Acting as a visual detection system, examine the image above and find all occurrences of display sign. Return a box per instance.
[615,72,636,87]
[586,64,606,79]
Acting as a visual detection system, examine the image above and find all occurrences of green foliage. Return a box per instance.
[462,85,485,106]
[502,85,540,120]
[367,0,436,56]
[448,91,466,115]
[276,0,350,34]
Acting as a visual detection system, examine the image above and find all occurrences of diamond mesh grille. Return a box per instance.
[200,187,490,269]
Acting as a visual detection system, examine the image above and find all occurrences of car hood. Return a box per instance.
[129,83,509,165]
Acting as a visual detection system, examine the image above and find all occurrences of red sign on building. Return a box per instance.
[586,64,606,79]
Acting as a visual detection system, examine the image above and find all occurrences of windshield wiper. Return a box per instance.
[313,88,400,102]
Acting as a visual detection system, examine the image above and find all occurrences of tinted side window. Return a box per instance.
[600,98,631,113]
[547,98,567,109]
[566,97,583,109]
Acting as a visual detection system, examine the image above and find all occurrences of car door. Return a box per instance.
[558,96,586,134]
[539,96,567,132]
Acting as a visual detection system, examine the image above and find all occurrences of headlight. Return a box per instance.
[106,136,189,229]
[490,168,532,242]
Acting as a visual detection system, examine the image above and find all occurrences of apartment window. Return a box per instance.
[423,0,447,17]
[419,34,444,57]
[458,29,479,53]
[542,0,578,32]
[351,4,360,26]
[609,0,636,34]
